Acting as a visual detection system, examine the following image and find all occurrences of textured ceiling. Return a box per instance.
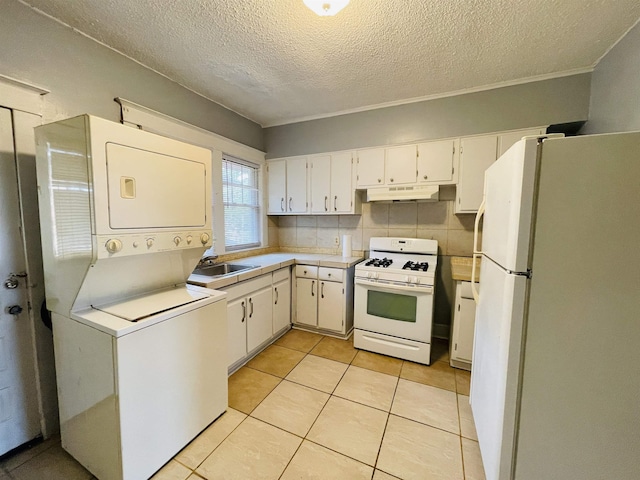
[21,0,640,126]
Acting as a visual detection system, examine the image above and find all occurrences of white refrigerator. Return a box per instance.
[470,132,640,480]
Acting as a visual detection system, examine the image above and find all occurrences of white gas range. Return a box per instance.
[353,237,437,365]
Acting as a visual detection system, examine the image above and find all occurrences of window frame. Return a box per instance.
[221,155,262,252]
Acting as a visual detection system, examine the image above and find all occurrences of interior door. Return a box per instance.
[0,106,41,455]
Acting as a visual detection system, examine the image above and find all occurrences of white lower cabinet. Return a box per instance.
[294,265,354,337]
[272,268,291,333]
[450,281,478,370]
[225,267,291,370]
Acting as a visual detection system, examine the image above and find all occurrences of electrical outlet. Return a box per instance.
[334,236,340,246]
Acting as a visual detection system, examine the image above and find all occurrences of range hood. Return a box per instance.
[366,185,439,203]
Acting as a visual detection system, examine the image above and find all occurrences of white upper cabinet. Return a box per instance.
[330,152,354,213]
[417,139,459,185]
[267,159,287,214]
[356,148,385,188]
[310,155,331,214]
[385,144,417,185]
[267,157,308,214]
[309,152,355,214]
[456,135,498,214]
[497,128,546,158]
[286,157,308,213]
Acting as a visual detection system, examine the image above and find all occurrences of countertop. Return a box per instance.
[451,256,481,282]
[188,253,364,290]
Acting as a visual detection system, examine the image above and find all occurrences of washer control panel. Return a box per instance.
[97,230,213,259]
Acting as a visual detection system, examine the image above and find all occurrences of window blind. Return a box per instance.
[222,156,261,250]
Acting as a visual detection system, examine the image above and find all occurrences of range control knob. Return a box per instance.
[146,238,154,248]
[186,235,193,245]
[200,233,210,245]
[105,239,122,254]
[174,236,182,246]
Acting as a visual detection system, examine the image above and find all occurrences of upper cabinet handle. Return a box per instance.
[334,196,337,211]
[280,198,284,211]
[289,197,293,211]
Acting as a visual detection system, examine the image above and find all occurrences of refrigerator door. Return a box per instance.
[481,137,540,273]
[470,257,528,480]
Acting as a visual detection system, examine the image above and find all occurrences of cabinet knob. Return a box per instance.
[423,175,428,180]
[390,178,394,182]
[377,178,381,183]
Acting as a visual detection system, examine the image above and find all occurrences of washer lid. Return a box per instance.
[93,287,210,322]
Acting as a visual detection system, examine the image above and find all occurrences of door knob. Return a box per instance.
[7,305,23,315]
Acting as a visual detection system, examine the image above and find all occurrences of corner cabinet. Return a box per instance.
[455,128,546,214]
[450,281,477,371]
[225,267,291,371]
[267,157,308,214]
[294,264,354,338]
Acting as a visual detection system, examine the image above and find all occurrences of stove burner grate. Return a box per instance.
[402,261,429,272]
[365,257,393,268]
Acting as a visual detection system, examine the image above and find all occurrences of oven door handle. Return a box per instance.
[355,278,433,294]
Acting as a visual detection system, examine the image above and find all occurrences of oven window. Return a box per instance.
[367,291,417,323]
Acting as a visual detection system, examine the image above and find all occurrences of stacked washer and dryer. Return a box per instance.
[35,115,228,480]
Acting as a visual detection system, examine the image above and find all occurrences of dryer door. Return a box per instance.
[106,143,207,229]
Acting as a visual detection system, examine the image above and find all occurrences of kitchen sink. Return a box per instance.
[192,263,259,277]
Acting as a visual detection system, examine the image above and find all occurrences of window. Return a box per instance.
[222,155,261,250]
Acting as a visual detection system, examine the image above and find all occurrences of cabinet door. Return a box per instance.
[356,148,385,188]
[456,135,498,213]
[385,145,417,185]
[227,297,248,367]
[286,157,308,213]
[330,152,353,213]
[295,277,317,327]
[497,128,545,158]
[417,139,458,185]
[452,296,477,363]
[267,160,287,214]
[310,155,331,214]
[273,278,291,333]
[246,286,273,353]
[318,281,344,332]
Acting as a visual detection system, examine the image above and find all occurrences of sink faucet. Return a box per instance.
[198,255,219,267]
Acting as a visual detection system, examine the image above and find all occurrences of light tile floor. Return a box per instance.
[0,331,484,480]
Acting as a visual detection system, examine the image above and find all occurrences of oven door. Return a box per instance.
[354,277,434,342]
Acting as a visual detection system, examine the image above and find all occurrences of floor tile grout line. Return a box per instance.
[371,370,402,472]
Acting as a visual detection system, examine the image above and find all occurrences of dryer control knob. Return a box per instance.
[146,238,154,248]
[186,235,193,245]
[200,233,210,244]
[106,239,123,254]
[174,236,182,246]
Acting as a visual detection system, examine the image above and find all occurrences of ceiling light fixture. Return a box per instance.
[303,0,350,16]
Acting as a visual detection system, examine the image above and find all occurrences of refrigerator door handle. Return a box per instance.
[472,198,486,303]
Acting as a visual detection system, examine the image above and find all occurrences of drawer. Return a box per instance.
[459,281,478,299]
[318,267,343,282]
[273,267,290,283]
[295,265,318,279]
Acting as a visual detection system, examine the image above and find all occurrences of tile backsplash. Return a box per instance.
[272,187,478,256]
